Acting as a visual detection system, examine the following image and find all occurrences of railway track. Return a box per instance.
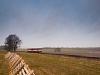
[41,52,100,59]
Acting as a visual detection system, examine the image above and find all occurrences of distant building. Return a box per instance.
[54,48,61,52]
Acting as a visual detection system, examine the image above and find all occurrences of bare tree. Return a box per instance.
[5,34,22,51]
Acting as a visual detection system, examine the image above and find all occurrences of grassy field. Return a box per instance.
[42,49,91,53]
[0,50,9,75]
[0,50,100,75]
[16,52,100,75]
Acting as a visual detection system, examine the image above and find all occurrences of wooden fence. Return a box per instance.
[5,52,35,75]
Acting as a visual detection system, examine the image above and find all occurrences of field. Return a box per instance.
[18,48,100,58]
[0,50,100,75]
[0,50,9,75]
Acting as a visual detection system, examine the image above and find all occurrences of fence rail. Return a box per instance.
[5,52,35,75]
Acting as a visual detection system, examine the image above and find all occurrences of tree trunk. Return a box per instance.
[14,47,16,51]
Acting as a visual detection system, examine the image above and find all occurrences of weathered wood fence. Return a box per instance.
[5,52,35,75]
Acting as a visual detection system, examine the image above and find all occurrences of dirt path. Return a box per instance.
[41,52,100,59]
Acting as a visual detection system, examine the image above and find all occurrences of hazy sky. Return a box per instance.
[0,0,100,48]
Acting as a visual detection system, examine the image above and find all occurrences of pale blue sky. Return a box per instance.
[0,0,100,48]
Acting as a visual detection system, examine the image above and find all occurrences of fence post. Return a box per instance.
[5,52,35,75]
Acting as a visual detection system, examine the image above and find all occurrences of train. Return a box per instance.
[27,48,42,53]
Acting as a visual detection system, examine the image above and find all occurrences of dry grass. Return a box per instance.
[0,50,9,75]
[16,52,100,75]
[0,50,100,75]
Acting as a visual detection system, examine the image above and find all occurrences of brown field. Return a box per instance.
[0,50,100,75]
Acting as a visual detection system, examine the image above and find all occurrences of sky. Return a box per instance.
[0,0,100,48]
